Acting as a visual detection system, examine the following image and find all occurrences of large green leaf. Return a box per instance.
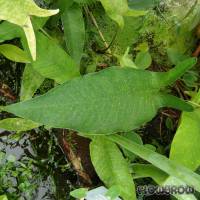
[90,136,136,200]
[20,64,45,101]
[170,91,200,171]
[0,0,59,60]
[2,58,196,134]
[108,135,200,193]
[61,3,85,65]
[100,0,146,27]
[32,32,80,84]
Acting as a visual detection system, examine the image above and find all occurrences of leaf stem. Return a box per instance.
[84,6,112,54]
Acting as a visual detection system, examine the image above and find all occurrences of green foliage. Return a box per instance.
[0,118,39,132]
[0,195,7,200]
[20,64,45,101]
[3,58,195,135]
[170,91,200,171]
[32,32,80,84]
[0,0,59,59]
[90,136,136,200]
[0,44,30,63]
[135,51,152,69]
[108,134,200,193]
[0,152,40,199]
[61,2,85,65]
[100,0,146,28]
[1,1,200,199]
[70,188,88,198]
[128,0,161,10]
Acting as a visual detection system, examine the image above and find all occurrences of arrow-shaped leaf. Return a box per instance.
[2,58,196,135]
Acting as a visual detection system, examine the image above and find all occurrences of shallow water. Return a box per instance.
[0,57,77,200]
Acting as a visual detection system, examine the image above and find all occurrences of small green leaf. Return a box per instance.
[144,144,157,152]
[120,47,137,68]
[70,188,88,199]
[61,3,85,65]
[20,64,45,101]
[0,44,30,63]
[134,42,149,52]
[90,136,136,200]
[100,0,146,28]
[0,118,40,132]
[165,117,174,131]
[135,51,152,69]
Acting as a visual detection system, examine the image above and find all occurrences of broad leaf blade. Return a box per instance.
[3,60,195,134]
[90,136,136,200]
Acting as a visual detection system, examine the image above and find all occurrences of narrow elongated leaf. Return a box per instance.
[20,64,45,101]
[0,44,30,63]
[0,118,39,132]
[170,91,200,171]
[62,3,85,65]
[32,32,80,83]
[90,136,136,200]
[3,58,196,135]
[108,135,200,193]
[0,0,59,60]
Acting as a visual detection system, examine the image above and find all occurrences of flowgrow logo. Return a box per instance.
[137,185,195,196]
